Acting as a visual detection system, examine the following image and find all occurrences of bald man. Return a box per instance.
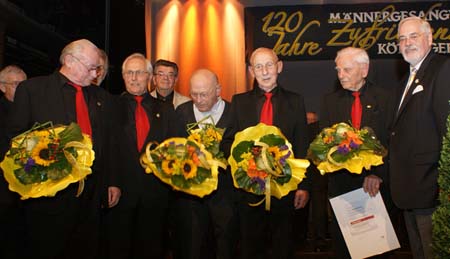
[3,39,120,258]
[174,69,237,259]
[221,47,310,259]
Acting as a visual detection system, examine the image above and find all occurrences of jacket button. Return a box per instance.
[391,132,395,136]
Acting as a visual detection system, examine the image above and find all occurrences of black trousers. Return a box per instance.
[172,173,238,259]
[104,194,170,259]
[237,191,298,259]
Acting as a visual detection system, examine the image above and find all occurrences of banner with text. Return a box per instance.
[245,1,450,60]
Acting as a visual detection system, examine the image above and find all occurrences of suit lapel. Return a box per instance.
[394,53,434,124]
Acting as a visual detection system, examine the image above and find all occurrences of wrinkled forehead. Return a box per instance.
[251,50,278,65]
[335,55,357,68]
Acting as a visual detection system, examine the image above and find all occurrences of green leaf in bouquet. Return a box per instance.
[232,140,254,162]
[260,134,285,146]
[192,166,210,184]
[235,168,251,188]
[172,174,190,189]
[274,164,292,184]
[58,122,83,147]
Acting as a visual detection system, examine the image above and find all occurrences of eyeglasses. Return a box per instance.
[398,33,423,43]
[71,55,100,73]
[154,71,176,79]
[0,81,22,86]
[252,61,277,72]
[123,70,149,77]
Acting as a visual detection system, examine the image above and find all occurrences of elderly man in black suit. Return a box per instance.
[105,53,179,259]
[173,68,237,259]
[320,47,392,259]
[2,39,120,259]
[390,16,450,259]
[221,47,309,259]
[0,65,27,259]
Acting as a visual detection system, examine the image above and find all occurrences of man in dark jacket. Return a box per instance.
[105,53,178,259]
[221,47,310,259]
[3,39,120,259]
[173,68,237,259]
[320,47,392,259]
[390,16,450,259]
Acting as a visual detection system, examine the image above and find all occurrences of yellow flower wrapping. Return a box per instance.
[0,127,95,200]
[317,150,384,175]
[228,123,310,209]
[140,137,219,198]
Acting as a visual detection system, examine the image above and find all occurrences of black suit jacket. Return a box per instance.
[0,96,20,204]
[320,82,392,197]
[5,71,118,210]
[221,86,309,206]
[389,53,450,209]
[114,92,179,209]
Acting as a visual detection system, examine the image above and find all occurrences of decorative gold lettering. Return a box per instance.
[260,11,322,57]
[434,27,450,41]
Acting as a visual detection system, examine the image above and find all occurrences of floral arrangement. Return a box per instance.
[307,122,387,174]
[186,117,227,169]
[140,137,220,197]
[228,123,309,210]
[0,122,95,199]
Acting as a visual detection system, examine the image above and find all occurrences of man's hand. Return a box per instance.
[294,190,309,209]
[363,175,382,197]
[108,186,121,208]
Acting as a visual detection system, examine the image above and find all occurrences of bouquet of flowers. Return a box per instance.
[186,117,227,169]
[228,123,310,210]
[140,137,220,197]
[308,122,387,174]
[0,122,95,199]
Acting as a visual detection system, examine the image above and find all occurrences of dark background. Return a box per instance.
[1,0,146,94]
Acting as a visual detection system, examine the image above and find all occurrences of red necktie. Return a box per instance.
[260,92,273,125]
[69,82,92,136]
[351,91,362,129]
[135,96,150,151]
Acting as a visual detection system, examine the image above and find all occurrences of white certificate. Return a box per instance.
[329,188,400,259]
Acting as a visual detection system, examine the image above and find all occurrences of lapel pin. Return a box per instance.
[366,105,372,109]
[156,113,160,118]
[97,102,102,106]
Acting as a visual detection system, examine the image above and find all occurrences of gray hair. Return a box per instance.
[0,65,27,81]
[121,53,153,73]
[59,39,98,65]
[398,16,432,35]
[335,47,370,65]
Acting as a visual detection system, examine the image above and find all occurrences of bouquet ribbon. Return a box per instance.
[229,123,309,211]
[1,125,94,199]
[140,138,220,198]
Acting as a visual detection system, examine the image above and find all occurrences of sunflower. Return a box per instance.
[182,160,197,179]
[31,139,55,167]
[162,160,176,175]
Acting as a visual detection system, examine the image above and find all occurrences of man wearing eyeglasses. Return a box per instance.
[105,53,179,259]
[92,49,109,86]
[0,65,27,259]
[2,39,120,259]
[150,59,190,109]
[389,16,450,259]
[173,69,237,259]
[221,47,310,259]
